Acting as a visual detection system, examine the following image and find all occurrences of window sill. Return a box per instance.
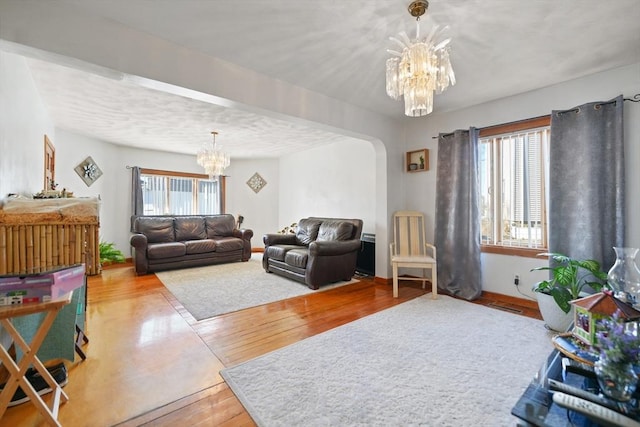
[481,245,546,258]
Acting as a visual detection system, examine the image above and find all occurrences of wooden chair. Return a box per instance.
[390,211,437,298]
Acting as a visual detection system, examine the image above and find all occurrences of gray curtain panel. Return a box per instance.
[549,95,625,270]
[435,128,482,300]
[130,166,144,231]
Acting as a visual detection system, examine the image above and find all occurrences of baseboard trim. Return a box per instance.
[373,276,538,310]
[481,290,539,310]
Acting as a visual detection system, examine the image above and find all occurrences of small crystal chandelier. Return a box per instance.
[196,131,230,181]
[385,0,455,117]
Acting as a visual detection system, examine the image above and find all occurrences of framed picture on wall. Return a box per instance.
[74,156,103,186]
[44,135,55,190]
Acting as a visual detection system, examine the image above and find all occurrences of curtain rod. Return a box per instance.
[431,115,549,139]
[626,93,640,102]
[433,93,640,137]
[555,93,639,115]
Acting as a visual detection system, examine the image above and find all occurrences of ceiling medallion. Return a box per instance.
[385,0,456,117]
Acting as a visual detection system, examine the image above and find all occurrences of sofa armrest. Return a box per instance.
[263,233,297,246]
[233,228,254,261]
[309,239,361,256]
[130,233,148,249]
[130,233,149,274]
[234,228,254,240]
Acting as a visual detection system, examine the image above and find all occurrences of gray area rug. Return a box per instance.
[156,254,357,320]
[221,295,554,427]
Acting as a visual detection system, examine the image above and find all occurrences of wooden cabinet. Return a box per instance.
[0,198,101,276]
[406,149,429,172]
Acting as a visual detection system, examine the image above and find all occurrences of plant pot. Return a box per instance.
[535,291,574,332]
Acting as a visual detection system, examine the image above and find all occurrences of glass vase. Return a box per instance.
[607,247,640,307]
[594,357,638,402]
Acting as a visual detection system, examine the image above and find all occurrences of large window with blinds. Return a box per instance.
[478,116,550,256]
[140,169,224,215]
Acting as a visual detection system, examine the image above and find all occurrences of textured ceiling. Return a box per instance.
[26,58,355,158]
[20,0,640,158]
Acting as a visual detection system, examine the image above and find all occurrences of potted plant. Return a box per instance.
[531,252,609,331]
[99,241,126,266]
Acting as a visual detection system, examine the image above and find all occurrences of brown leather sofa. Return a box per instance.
[262,217,363,289]
[130,214,253,274]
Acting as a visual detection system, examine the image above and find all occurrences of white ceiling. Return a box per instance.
[20,0,640,158]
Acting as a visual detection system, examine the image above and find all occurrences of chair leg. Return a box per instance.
[392,263,399,298]
[431,264,438,299]
[75,324,89,361]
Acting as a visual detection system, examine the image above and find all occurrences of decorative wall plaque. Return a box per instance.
[74,156,103,187]
[246,172,267,193]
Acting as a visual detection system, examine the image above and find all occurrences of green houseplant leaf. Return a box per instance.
[531,252,609,313]
[99,241,125,264]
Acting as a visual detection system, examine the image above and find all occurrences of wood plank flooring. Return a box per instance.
[2,263,541,426]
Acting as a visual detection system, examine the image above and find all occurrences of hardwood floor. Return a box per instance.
[2,264,541,426]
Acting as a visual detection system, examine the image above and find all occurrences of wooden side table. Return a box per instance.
[0,292,73,426]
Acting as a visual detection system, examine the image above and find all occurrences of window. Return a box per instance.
[478,116,550,256]
[140,168,225,215]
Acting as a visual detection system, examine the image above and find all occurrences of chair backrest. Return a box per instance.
[392,210,428,257]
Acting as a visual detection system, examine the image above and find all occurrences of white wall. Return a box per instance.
[404,63,640,299]
[0,51,55,198]
[278,140,377,235]
[53,130,121,248]
[225,139,376,247]
[0,51,57,350]
[225,158,279,247]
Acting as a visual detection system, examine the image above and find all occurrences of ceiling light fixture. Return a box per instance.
[197,131,230,181]
[385,0,455,117]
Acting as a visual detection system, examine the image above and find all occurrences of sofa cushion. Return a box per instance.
[175,217,206,241]
[136,217,175,243]
[266,244,303,262]
[316,220,354,242]
[295,219,322,246]
[285,248,309,268]
[206,215,236,238]
[213,236,244,252]
[184,239,216,254]
[147,242,186,259]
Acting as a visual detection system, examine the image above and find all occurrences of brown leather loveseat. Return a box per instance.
[262,217,363,289]
[130,214,253,274]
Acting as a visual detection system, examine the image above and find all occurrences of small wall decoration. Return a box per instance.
[74,156,103,187]
[246,172,267,193]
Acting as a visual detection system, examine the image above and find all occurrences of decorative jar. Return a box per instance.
[594,357,638,402]
[607,247,640,307]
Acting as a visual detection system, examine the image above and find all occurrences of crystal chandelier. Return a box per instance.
[196,131,230,181]
[385,0,455,117]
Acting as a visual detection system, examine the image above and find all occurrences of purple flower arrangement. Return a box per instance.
[594,311,640,364]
